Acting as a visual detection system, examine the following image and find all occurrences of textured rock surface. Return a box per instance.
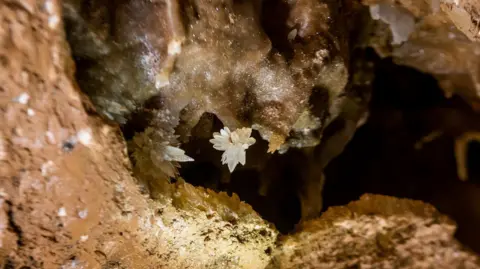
[364,0,480,106]
[63,0,360,150]
[63,0,185,124]
[2,0,480,268]
[63,0,373,220]
[363,0,480,182]
[0,1,276,268]
[268,194,480,269]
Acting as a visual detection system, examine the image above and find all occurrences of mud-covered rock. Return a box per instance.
[0,1,277,268]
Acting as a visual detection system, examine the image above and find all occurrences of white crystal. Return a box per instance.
[58,207,67,217]
[209,127,256,172]
[77,129,92,146]
[14,93,30,104]
[370,3,415,45]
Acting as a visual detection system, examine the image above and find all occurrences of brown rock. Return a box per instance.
[268,194,480,269]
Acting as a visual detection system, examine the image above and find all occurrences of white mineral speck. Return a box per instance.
[78,209,88,219]
[41,161,55,176]
[14,93,30,104]
[115,184,124,193]
[168,40,182,55]
[48,15,59,29]
[80,235,89,242]
[77,129,92,146]
[45,131,56,144]
[44,0,54,13]
[58,207,67,217]
[27,108,35,116]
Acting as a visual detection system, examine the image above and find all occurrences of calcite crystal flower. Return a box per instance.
[132,127,193,180]
[210,127,256,172]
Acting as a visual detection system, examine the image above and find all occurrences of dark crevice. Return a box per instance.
[3,259,15,269]
[323,58,480,254]
[62,0,480,253]
[260,0,294,60]
[309,86,330,122]
[180,116,303,232]
[467,141,480,181]
[121,95,166,140]
[6,200,24,247]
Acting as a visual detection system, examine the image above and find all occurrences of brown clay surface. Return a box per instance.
[0,1,276,268]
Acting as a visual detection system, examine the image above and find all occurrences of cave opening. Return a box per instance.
[178,112,303,233]
[62,0,480,251]
[324,57,480,253]
[66,29,480,249]
[175,54,480,252]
